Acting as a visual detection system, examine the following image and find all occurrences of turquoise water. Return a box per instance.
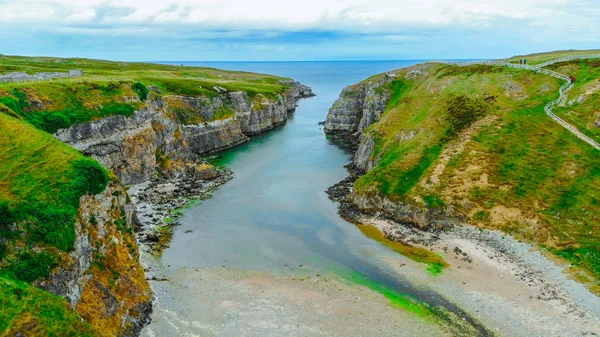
[161,61,421,276]
[156,61,489,333]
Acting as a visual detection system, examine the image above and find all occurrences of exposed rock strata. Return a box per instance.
[324,67,454,230]
[56,82,314,185]
[324,74,395,136]
[35,182,152,337]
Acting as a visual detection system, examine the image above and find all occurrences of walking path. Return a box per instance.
[432,58,600,151]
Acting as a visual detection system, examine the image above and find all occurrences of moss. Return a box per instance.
[422,194,445,208]
[357,224,447,272]
[7,251,58,283]
[0,275,99,336]
[131,82,149,101]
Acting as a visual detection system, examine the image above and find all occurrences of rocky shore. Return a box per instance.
[323,65,600,335]
[129,159,233,255]
[325,149,600,336]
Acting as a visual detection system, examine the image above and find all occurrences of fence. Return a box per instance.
[431,58,600,151]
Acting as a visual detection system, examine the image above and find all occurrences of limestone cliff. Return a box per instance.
[324,73,395,135]
[35,182,152,337]
[56,82,314,184]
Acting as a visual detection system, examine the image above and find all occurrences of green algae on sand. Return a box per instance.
[357,223,448,275]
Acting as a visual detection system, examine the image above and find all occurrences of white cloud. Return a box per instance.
[0,0,598,42]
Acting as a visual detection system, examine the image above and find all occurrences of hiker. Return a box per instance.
[520,59,523,65]
[570,75,576,84]
[524,59,527,64]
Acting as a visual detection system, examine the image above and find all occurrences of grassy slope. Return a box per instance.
[0,55,290,97]
[0,112,109,336]
[505,49,600,65]
[549,59,600,142]
[0,275,97,337]
[354,59,600,292]
[0,55,293,132]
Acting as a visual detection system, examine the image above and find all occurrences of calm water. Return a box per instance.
[152,61,487,332]
[160,61,421,276]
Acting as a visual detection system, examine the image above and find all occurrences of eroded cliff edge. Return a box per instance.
[324,61,600,294]
[1,68,312,336]
[56,81,313,185]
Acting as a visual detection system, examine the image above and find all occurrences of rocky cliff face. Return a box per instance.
[324,74,395,136]
[324,68,444,228]
[56,82,313,185]
[35,182,152,337]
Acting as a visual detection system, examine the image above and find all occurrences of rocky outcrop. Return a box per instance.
[324,74,395,136]
[326,65,453,230]
[353,134,378,171]
[351,192,459,230]
[55,107,158,185]
[56,82,313,185]
[35,182,152,337]
[0,69,82,83]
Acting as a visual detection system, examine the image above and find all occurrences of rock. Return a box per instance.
[34,183,152,336]
[55,82,312,184]
[0,69,82,83]
[576,95,584,104]
[324,76,392,135]
[194,165,219,181]
[146,233,160,242]
[354,135,378,171]
[149,85,162,94]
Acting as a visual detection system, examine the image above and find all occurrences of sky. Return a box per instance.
[0,0,599,61]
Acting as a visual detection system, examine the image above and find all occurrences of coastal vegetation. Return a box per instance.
[0,55,294,132]
[505,49,600,65]
[351,51,600,292]
[0,55,296,336]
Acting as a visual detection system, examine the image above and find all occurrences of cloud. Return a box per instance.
[0,0,598,60]
[0,0,596,34]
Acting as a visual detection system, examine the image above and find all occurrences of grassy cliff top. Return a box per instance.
[0,275,98,336]
[0,55,296,134]
[0,54,290,92]
[504,49,600,65]
[353,60,600,292]
[0,107,110,335]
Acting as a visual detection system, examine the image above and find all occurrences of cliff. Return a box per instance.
[55,82,313,184]
[37,182,152,337]
[325,59,600,292]
[0,113,150,336]
[0,55,314,336]
[324,72,396,135]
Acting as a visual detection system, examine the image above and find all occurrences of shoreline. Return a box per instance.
[325,143,600,336]
[129,163,233,255]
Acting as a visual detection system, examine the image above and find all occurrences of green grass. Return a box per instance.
[0,275,98,336]
[0,112,108,281]
[0,55,293,132]
[504,49,600,65]
[350,60,600,289]
[356,224,447,274]
[548,59,600,142]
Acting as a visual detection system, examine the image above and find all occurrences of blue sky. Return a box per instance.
[0,0,598,61]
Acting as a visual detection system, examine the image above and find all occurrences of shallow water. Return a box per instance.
[145,61,488,335]
[161,61,431,283]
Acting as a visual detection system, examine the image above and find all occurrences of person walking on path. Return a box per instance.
[524,59,527,64]
[570,75,576,84]
[520,59,523,65]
